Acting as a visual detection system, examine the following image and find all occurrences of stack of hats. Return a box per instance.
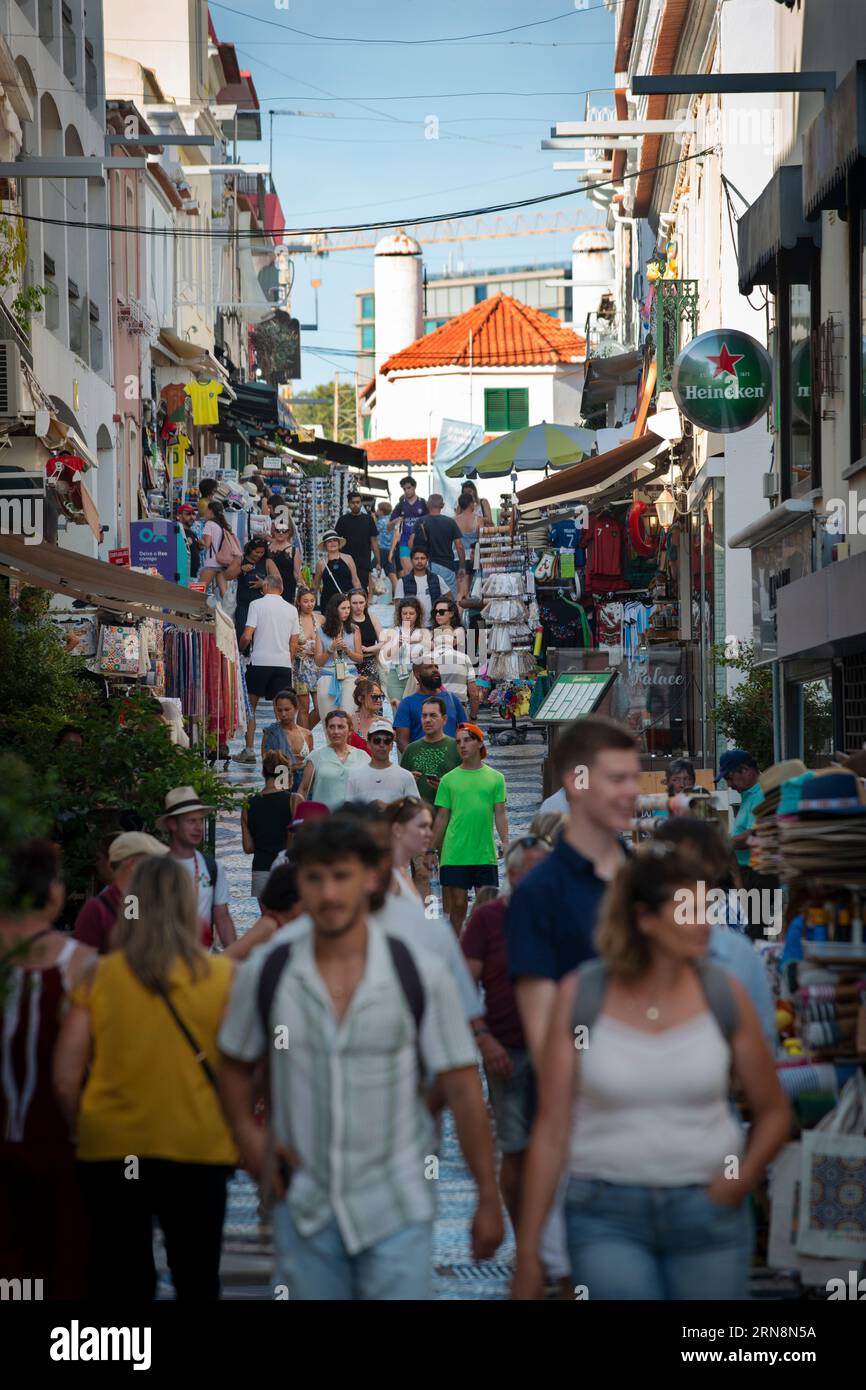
[750,759,807,875]
[777,769,866,884]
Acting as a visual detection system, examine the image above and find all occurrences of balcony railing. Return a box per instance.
[652,279,699,392]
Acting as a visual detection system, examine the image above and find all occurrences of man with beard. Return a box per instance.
[394,662,466,754]
[217,816,502,1300]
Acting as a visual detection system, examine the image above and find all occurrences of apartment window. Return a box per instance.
[360,293,374,319]
[856,206,866,464]
[361,324,374,351]
[126,183,136,300]
[85,39,97,111]
[89,301,102,373]
[484,388,529,432]
[44,253,59,332]
[38,0,53,42]
[68,278,82,355]
[61,1,76,83]
[474,284,487,304]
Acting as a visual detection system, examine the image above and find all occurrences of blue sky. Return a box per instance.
[207,0,615,389]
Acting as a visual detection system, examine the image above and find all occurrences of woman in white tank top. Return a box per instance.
[512,842,790,1301]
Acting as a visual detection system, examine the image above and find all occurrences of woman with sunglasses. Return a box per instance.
[512,842,790,1302]
[386,796,434,902]
[348,675,387,754]
[428,596,479,717]
[348,589,385,679]
[344,721,418,806]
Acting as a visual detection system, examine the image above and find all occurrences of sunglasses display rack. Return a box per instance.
[290,467,352,570]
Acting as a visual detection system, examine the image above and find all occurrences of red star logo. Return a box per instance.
[706,342,744,378]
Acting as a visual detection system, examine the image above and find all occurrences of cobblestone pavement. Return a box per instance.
[156,699,546,1300]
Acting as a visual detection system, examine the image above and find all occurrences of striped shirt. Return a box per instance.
[218,919,476,1253]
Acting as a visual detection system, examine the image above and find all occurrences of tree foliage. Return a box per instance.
[291,379,358,446]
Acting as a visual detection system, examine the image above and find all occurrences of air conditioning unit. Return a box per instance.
[0,340,24,418]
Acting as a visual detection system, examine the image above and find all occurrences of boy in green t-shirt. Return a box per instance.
[434,723,508,936]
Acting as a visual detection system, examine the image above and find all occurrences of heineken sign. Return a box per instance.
[672,329,773,433]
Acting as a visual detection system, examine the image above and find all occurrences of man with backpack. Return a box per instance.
[156,787,237,949]
[218,816,503,1300]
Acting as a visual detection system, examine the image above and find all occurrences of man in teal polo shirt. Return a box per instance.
[716,749,764,866]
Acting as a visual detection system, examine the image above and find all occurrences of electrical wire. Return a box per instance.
[208,2,618,44]
[721,176,768,312]
[10,148,715,241]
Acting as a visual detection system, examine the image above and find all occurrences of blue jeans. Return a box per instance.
[272,1204,433,1300]
[430,563,458,592]
[564,1177,752,1300]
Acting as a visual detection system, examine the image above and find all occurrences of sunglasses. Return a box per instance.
[370,734,394,744]
[510,835,553,852]
[434,608,452,616]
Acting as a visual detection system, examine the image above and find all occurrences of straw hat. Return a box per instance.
[108,832,169,867]
[319,530,346,549]
[155,785,215,831]
[758,759,807,795]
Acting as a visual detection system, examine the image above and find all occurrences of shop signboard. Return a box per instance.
[129,520,188,585]
[672,329,773,433]
[533,671,617,723]
[108,548,129,566]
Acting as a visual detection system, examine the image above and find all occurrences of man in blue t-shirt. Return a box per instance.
[394,664,466,753]
[506,717,641,1069]
[388,476,428,578]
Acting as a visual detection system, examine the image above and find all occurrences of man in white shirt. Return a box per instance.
[344,720,418,805]
[394,546,453,626]
[155,785,236,949]
[238,575,300,765]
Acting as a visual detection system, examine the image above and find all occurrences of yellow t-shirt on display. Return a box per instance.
[185,379,223,426]
[72,952,238,1165]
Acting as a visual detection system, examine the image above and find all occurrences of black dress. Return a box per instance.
[269,543,298,605]
[318,556,353,610]
[355,612,380,678]
[235,557,269,638]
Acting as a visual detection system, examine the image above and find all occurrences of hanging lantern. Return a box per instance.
[654,487,676,528]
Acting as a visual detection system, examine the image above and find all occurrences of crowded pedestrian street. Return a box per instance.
[1,0,866,1368]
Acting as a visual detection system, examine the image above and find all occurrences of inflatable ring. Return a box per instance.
[628,500,658,556]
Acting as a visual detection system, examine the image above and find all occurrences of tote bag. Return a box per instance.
[796,1071,866,1260]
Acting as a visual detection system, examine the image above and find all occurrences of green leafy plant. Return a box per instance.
[712,641,833,768]
[0,215,46,329]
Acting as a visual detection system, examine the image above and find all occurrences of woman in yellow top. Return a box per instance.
[54,856,238,1302]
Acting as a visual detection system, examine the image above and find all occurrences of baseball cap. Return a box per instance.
[715,749,756,784]
[108,832,170,867]
[368,719,395,738]
[290,801,330,829]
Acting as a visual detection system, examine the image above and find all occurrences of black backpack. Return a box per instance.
[257,933,426,1078]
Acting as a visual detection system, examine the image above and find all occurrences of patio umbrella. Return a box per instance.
[445,421,596,478]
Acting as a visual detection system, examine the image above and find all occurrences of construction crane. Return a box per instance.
[283,214,605,256]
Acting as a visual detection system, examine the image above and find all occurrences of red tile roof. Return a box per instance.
[379,294,586,375]
[365,438,437,466]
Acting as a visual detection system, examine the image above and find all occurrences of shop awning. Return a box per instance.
[803,60,866,217]
[0,535,214,631]
[580,348,643,410]
[738,165,820,294]
[287,437,369,469]
[516,431,666,509]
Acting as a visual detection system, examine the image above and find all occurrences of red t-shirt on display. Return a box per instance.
[585,514,626,592]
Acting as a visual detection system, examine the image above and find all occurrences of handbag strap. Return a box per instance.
[155,981,220,1095]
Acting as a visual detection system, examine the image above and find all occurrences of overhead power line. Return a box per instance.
[8,149,715,242]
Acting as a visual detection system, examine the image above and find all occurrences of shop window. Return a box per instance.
[484,388,529,432]
[361,324,374,351]
[780,255,820,498]
[360,293,374,320]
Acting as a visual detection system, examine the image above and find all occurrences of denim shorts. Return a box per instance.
[485,1046,536,1153]
[272,1204,433,1301]
[564,1176,752,1301]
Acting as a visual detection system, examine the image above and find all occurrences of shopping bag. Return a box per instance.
[96,624,141,675]
[796,1071,866,1260]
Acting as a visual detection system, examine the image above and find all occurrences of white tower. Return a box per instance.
[373,230,423,379]
[571,231,615,334]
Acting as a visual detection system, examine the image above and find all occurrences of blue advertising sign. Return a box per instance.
[129,520,187,585]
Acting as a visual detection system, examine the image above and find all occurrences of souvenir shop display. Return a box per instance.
[472,523,541,745]
[736,759,866,1284]
[52,610,99,657]
[163,621,248,766]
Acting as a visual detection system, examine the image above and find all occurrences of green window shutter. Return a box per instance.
[506,389,529,429]
[485,388,508,432]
